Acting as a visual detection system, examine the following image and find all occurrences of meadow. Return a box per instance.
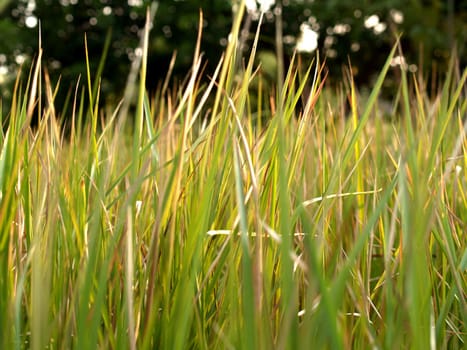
[0,8,466,350]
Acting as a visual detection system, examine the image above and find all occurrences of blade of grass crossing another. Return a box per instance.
[210,0,245,120]
[328,43,397,194]
[330,172,399,345]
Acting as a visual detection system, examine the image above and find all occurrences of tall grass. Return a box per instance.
[1,4,466,349]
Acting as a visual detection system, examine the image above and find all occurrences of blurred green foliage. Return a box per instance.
[0,0,465,111]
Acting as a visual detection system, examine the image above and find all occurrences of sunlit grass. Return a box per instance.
[0,4,466,349]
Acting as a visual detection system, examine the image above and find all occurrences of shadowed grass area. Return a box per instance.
[0,4,466,349]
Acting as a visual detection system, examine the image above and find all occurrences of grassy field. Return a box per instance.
[1,7,466,350]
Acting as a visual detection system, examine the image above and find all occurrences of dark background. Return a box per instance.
[0,0,466,114]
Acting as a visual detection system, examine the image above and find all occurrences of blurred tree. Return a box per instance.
[246,0,466,86]
[0,0,465,115]
[0,0,12,14]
